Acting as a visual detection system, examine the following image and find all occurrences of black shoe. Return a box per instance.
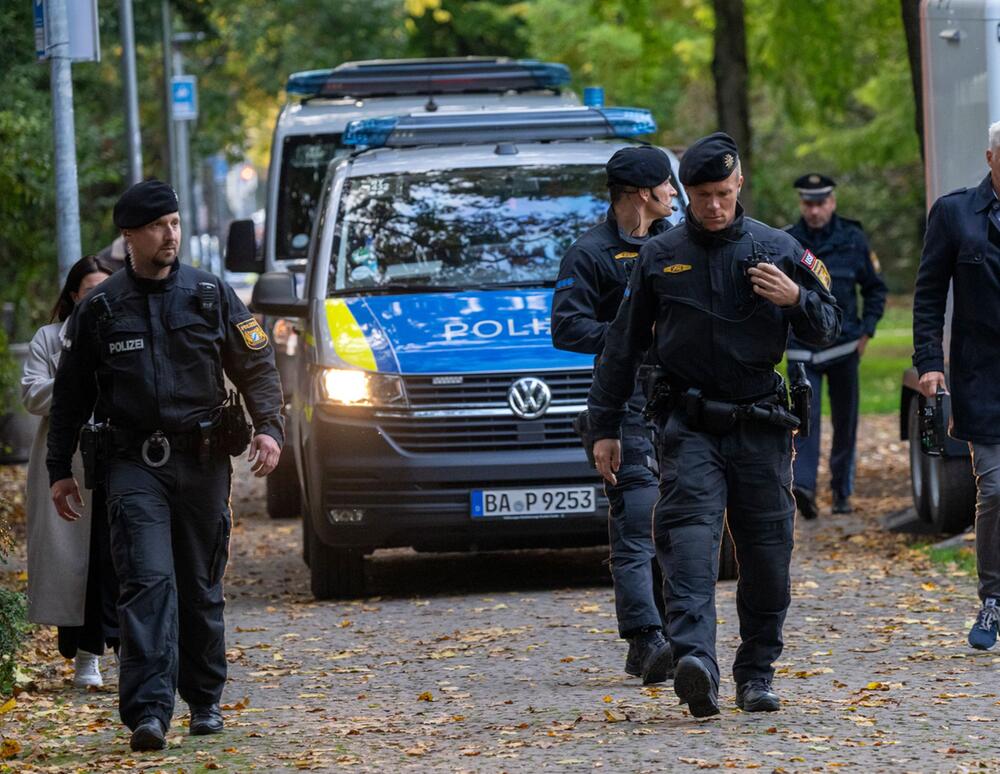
[625,639,641,677]
[736,678,781,712]
[130,718,166,751]
[189,703,224,736]
[631,628,674,685]
[832,495,852,514]
[673,655,719,718]
[793,487,819,521]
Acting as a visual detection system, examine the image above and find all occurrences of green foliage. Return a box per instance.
[0,589,26,699]
[0,329,17,418]
[405,0,532,57]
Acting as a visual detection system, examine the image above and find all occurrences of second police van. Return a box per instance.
[246,105,688,598]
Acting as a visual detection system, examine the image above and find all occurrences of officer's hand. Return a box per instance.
[51,478,84,522]
[593,438,621,486]
[248,434,281,478]
[918,371,948,398]
[857,335,870,356]
[749,263,800,307]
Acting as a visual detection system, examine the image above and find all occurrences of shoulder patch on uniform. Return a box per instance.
[554,277,575,291]
[235,317,269,350]
[662,263,691,274]
[800,249,831,291]
[869,249,881,274]
[613,251,639,260]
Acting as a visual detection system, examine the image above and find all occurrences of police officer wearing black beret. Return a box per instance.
[786,174,887,520]
[47,180,284,750]
[552,145,679,684]
[588,133,840,717]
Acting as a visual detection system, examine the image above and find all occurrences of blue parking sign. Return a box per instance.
[171,75,198,121]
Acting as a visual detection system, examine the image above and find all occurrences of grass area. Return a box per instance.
[781,295,913,416]
[922,544,978,576]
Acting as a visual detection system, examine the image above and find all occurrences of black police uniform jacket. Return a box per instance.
[786,213,887,356]
[588,206,841,439]
[46,259,284,484]
[551,208,671,356]
[913,174,1000,444]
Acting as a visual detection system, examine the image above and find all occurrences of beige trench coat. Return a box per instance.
[20,322,93,626]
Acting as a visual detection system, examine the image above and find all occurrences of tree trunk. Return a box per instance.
[901,0,924,160]
[712,0,751,212]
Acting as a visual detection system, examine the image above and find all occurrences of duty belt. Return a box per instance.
[110,427,210,467]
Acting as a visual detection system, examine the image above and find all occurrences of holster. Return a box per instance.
[573,410,597,468]
[789,362,812,438]
[79,423,110,490]
[215,390,253,458]
[679,387,799,436]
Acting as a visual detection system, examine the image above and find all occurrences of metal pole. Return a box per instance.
[119,0,142,184]
[48,0,83,284]
[173,48,193,262]
[161,0,176,185]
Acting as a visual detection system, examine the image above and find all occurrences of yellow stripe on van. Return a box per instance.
[324,299,377,371]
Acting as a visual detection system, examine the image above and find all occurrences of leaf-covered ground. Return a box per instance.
[1,415,997,772]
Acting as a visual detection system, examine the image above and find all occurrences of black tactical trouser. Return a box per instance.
[654,408,794,689]
[605,395,665,637]
[106,450,232,731]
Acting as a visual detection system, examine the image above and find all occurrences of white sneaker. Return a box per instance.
[73,651,103,688]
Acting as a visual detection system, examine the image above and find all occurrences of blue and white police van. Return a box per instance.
[248,106,684,598]
[224,58,582,517]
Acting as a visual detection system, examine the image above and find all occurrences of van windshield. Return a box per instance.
[329,164,611,292]
[276,135,348,260]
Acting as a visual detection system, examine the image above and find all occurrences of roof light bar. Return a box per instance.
[286,58,571,99]
[341,107,657,148]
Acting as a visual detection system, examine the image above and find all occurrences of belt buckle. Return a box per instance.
[141,431,171,468]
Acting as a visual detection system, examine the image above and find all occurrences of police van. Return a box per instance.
[246,106,685,598]
[225,58,581,517]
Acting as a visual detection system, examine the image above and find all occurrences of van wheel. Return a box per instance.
[718,520,738,581]
[907,398,933,522]
[309,537,368,600]
[926,452,976,534]
[266,446,301,519]
[302,513,312,567]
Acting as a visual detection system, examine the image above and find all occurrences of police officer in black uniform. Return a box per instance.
[786,174,887,519]
[588,134,840,717]
[552,145,678,684]
[47,180,283,751]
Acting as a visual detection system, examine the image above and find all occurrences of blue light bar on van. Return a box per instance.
[287,58,571,99]
[341,107,657,148]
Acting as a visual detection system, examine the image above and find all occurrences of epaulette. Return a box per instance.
[838,215,864,231]
[942,186,969,198]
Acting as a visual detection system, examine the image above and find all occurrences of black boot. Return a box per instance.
[736,678,781,712]
[189,703,224,736]
[832,494,852,514]
[673,655,719,718]
[793,486,818,521]
[130,717,166,751]
[630,628,674,685]
[624,639,641,677]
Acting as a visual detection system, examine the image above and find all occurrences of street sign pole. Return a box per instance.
[119,0,142,184]
[170,71,197,262]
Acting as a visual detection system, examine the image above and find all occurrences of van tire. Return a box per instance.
[302,513,312,567]
[907,398,933,522]
[927,452,976,534]
[266,447,301,519]
[718,521,738,581]
[310,538,367,600]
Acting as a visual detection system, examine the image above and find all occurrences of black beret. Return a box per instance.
[606,145,674,189]
[794,172,836,201]
[678,132,740,186]
[113,179,179,229]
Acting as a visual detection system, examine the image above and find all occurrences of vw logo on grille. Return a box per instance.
[507,377,552,419]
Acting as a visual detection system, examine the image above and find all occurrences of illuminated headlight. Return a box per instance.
[317,368,405,407]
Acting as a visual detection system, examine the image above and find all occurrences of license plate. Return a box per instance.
[470,486,596,519]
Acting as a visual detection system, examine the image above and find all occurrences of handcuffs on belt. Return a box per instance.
[141,431,171,468]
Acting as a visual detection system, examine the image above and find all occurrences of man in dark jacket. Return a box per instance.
[786,174,887,519]
[552,145,678,685]
[913,123,1000,652]
[589,133,840,717]
[48,180,284,750]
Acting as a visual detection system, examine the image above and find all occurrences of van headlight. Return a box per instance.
[317,368,405,407]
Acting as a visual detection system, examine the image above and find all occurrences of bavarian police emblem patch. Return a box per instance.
[870,250,882,274]
[235,317,269,350]
[800,250,831,291]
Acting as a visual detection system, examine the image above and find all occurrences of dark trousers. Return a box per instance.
[654,409,794,688]
[605,405,664,637]
[106,451,232,731]
[792,353,860,498]
[57,485,120,658]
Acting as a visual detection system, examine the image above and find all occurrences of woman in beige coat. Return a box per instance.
[21,255,117,687]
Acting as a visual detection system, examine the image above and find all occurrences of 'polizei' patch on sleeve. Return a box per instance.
[554,277,575,291]
[799,250,831,291]
[235,317,269,350]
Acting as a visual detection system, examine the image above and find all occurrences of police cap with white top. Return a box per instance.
[678,132,740,186]
[794,173,836,201]
[113,179,180,229]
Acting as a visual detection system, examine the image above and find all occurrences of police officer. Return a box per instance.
[552,145,678,684]
[589,133,840,717]
[786,174,887,520]
[47,180,284,751]
[913,121,1000,651]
